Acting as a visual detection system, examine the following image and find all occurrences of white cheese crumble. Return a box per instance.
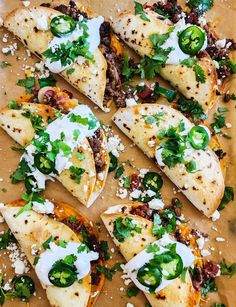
[196,237,205,250]
[211,210,220,222]
[22,1,31,7]
[107,135,124,157]
[148,198,165,210]
[36,15,49,31]
[116,188,128,199]
[13,259,26,275]
[201,249,211,257]
[32,199,54,214]
[125,97,137,107]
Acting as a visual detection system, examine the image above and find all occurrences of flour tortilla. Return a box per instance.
[0,102,108,207]
[101,204,200,307]
[112,104,225,217]
[0,201,91,307]
[112,10,217,112]
[4,6,108,111]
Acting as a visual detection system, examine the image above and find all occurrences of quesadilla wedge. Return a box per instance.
[113,103,225,217]
[4,4,108,110]
[112,8,217,112]
[0,100,109,208]
[101,203,219,306]
[0,199,105,307]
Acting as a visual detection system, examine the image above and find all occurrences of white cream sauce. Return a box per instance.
[35,242,99,285]
[162,19,208,65]
[45,16,104,73]
[21,105,99,189]
[124,234,195,293]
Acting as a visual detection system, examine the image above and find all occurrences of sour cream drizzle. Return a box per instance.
[45,16,104,73]
[22,105,100,189]
[162,19,207,65]
[35,242,99,285]
[124,234,195,293]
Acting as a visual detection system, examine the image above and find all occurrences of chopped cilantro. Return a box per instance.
[0,229,17,250]
[201,278,217,298]
[146,243,160,254]
[127,285,140,297]
[69,215,77,222]
[21,109,45,133]
[187,0,214,15]
[77,244,89,253]
[123,176,131,188]
[15,192,44,218]
[100,240,110,261]
[8,100,22,110]
[181,58,206,83]
[11,145,26,153]
[185,160,197,173]
[17,77,35,94]
[73,129,80,141]
[64,254,77,265]
[152,210,177,238]
[11,159,31,184]
[96,263,123,281]
[114,165,124,179]
[210,112,226,134]
[143,111,165,125]
[158,124,187,167]
[122,54,136,82]
[33,256,39,265]
[217,107,228,113]
[69,113,89,125]
[39,75,57,88]
[113,217,142,242]
[42,236,54,250]
[58,240,67,248]
[134,1,150,22]
[42,29,93,68]
[220,259,236,278]
[218,186,234,211]
[214,304,225,307]
[76,152,85,160]
[177,97,207,122]
[219,60,236,74]
[66,68,75,75]
[0,61,11,68]
[69,166,85,184]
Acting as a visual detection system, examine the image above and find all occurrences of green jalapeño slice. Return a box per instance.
[34,153,55,175]
[108,152,118,172]
[157,252,183,280]
[50,15,76,37]
[25,175,39,193]
[48,262,77,288]
[179,25,205,55]
[143,172,163,192]
[137,263,162,292]
[188,126,210,150]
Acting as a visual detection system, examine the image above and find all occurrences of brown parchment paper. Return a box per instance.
[0,0,235,306]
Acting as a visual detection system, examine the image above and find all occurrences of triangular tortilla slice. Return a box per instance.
[101,204,200,307]
[112,10,217,112]
[0,201,93,307]
[0,102,108,207]
[4,6,107,111]
[112,104,224,217]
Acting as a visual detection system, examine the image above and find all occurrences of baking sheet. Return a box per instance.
[0,0,235,306]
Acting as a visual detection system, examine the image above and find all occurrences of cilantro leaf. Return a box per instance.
[152,210,177,238]
[127,285,140,297]
[114,165,124,179]
[8,100,22,110]
[134,1,150,22]
[17,77,35,94]
[0,61,11,68]
[66,68,75,75]
[69,166,85,184]
[113,217,142,242]
[15,192,44,218]
[39,75,56,88]
[185,160,197,173]
[100,240,110,261]
[181,58,206,83]
[177,97,207,122]
[0,229,17,250]
[42,236,54,250]
[218,186,234,211]
[187,0,214,15]
[201,278,217,298]
[11,159,31,184]
[96,263,123,281]
[210,112,226,134]
[219,60,236,74]
[122,54,136,82]
[143,111,165,126]
[220,259,236,278]
[21,109,45,133]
